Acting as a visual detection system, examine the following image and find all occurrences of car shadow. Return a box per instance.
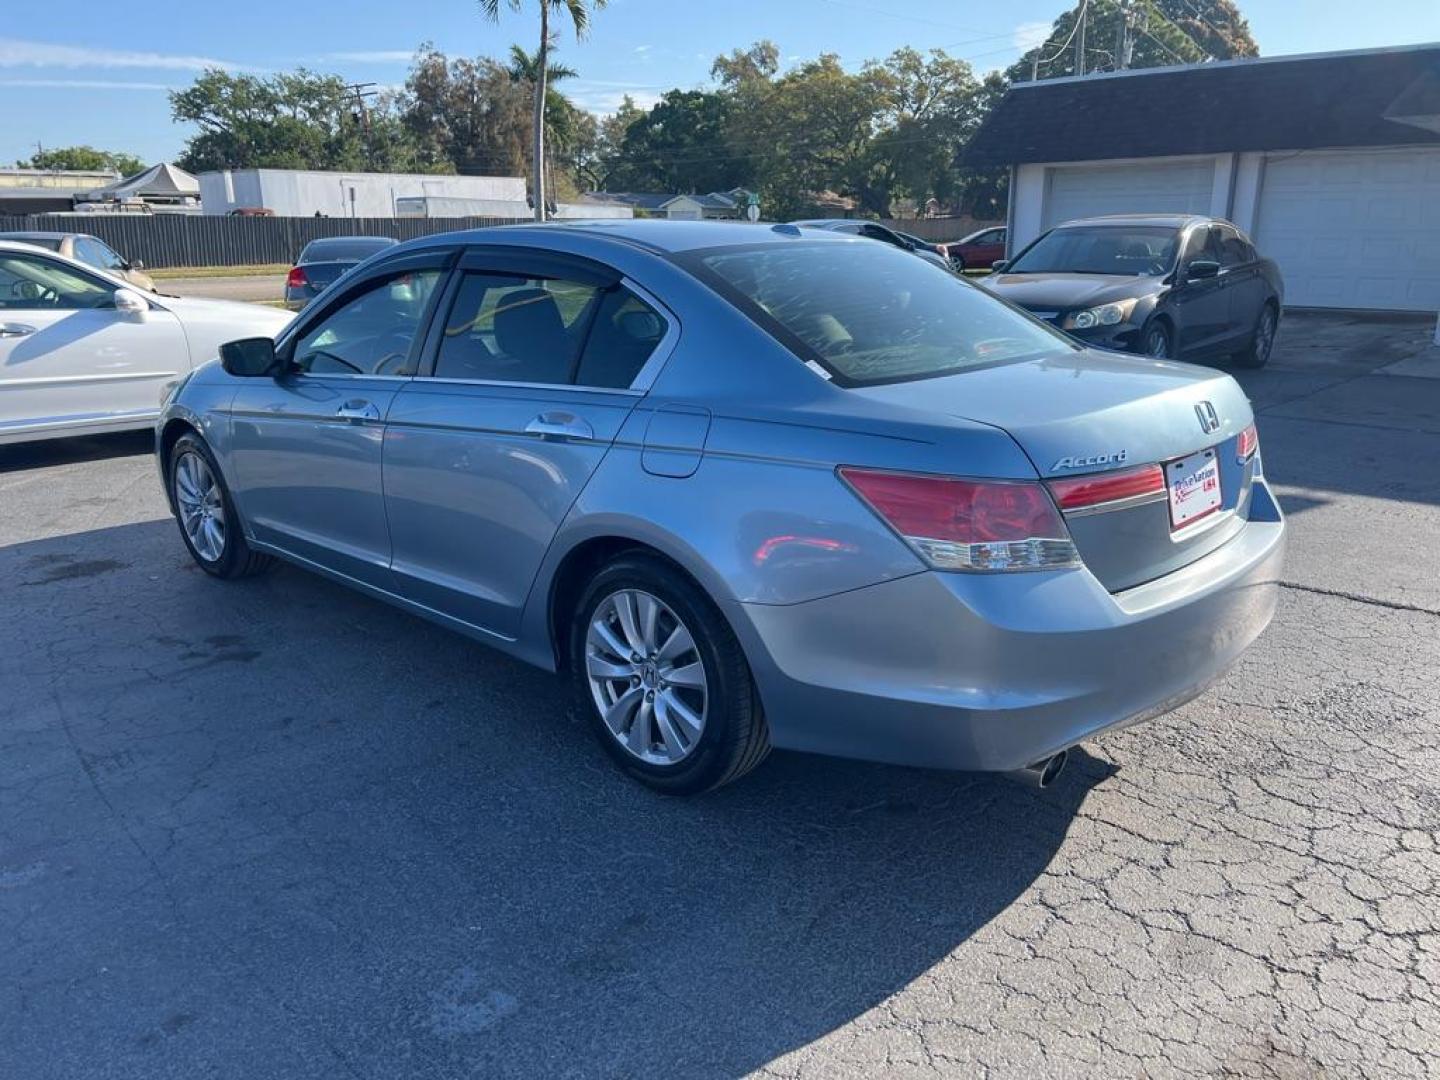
[0,429,153,473]
[2,518,1113,1078]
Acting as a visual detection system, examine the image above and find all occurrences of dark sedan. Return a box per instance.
[982,215,1283,368]
[285,236,398,310]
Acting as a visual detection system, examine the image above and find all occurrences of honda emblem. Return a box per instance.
[1195,401,1220,434]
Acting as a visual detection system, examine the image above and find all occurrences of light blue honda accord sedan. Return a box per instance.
[157,220,1284,794]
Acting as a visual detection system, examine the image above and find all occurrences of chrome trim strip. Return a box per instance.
[0,371,176,389]
[1061,489,1168,518]
[409,377,642,397]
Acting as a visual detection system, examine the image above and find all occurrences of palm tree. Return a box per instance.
[479,0,606,221]
[506,43,580,158]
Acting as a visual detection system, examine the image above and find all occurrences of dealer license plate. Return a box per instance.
[1166,448,1222,530]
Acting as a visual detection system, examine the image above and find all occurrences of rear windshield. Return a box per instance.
[298,238,394,263]
[1008,226,1180,276]
[685,240,1074,386]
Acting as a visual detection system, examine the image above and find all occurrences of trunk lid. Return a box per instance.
[853,350,1258,591]
[296,260,361,292]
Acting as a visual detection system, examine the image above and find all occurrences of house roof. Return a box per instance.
[963,43,1440,167]
[584,190,743,211]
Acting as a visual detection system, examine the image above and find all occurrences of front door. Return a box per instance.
[1172,226,1230,355]
[227,257,448,589]
[384,250,673,638]
[0,248,186,440]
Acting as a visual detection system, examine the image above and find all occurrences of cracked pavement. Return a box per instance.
[1,313,1438,1078]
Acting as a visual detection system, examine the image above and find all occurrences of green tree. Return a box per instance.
[1012,0,1258,82]
[478,0,607,220]
[505,44,588,195]
[400,46,530,177]
[170,68,425,173]
[609,89,743,194]
[21,146,146,176]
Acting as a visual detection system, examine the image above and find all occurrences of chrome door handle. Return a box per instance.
[336,400,381,422]
[525,411,593,441]
[0,323,36,337]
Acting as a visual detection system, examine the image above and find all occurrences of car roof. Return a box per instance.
[1053,213,1214,230]
[0,230,81,241]
[389,219,852,258]
[305,235,397,245]
[0,238,131,284]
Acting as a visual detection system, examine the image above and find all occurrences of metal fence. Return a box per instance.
[0,213,1005,270]
[0,214,530,270]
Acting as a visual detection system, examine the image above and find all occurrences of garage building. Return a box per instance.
[964,44,1440,312]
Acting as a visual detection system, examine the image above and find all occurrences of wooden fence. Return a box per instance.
[0,213,1004,270]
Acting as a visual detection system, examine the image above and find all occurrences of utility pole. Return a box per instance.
[1075,0,1088,76]
[1115,0,1141,70]
[344,81,378,170]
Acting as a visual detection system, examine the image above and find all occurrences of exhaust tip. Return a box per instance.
[1006,749,1070,790]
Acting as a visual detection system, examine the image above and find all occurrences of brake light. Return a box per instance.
[286,266,308,289]
[1236,423,1259,462]
[839,467,1078,571]
[1048,463,1165,512]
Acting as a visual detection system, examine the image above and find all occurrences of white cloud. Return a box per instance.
[317,50,416,64]
[0,78,173,90]
[632,45,652,55]
[569,84,663,114]
[1012,21,1053,54]
[0,37,246,72]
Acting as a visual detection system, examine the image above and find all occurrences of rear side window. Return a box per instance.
[432,272,667,389]
[687,240,1073,387]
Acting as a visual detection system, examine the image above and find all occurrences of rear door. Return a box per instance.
[227,249,451,589]
[383,247,675,638]
[0,248,186,440]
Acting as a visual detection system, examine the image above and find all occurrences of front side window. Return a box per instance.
[77,238,126,271]
[688,239,1074,387]
[0,252,112,310]
[292,268,442,376]
[1009,226,1181,277]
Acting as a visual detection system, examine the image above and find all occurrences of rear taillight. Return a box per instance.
[286,266,308,289]
[1048,463,1165,513]
[839,467,1078,572]
[1236,423,1259,462]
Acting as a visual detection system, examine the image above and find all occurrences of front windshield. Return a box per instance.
[1007,225,1180,276]
[688,239,1075,387]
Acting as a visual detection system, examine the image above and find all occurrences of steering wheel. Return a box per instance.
[371,329,418,376]
[11,280,57,306]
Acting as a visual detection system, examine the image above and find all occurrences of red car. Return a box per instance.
[943,226,1007,272]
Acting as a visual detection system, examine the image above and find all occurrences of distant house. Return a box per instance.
[582,189,755,220]
[963,43,1440,312]
[0,167,119,215]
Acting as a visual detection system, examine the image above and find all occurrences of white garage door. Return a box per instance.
[1254,148,1440,311]
[1044,159,1215,228]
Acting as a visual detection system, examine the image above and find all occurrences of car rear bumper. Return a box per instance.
[731,480,1285,772]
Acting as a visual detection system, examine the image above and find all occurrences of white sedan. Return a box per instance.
[0,240,292,445]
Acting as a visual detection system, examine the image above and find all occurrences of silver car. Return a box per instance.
[157,221,1284,794]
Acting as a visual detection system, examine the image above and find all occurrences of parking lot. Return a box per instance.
[2,312,1438,1078]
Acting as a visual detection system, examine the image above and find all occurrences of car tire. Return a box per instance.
[570,553,770,795]
[950,255,966,273]
[1141,319,1175,360]
[168,432,272,580]
[1233,303,1278,369]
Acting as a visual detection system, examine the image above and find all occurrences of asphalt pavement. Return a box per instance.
[158,273,286,304]
[2,313,1437,1078]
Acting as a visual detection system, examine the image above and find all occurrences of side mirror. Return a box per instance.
[1187,259,1220,280]
[113,288,148,319]
[991,259,1010,272]
[220,336,282,378]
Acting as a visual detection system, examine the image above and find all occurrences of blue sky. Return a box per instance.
[3,0,1438,169]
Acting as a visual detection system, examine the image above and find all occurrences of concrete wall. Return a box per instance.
[199,170,527,217]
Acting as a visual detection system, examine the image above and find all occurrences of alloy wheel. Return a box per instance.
[174,451,226,563]
[585,588,708,766]
[1256,309,1277,362]
[1144,325,1172,359]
